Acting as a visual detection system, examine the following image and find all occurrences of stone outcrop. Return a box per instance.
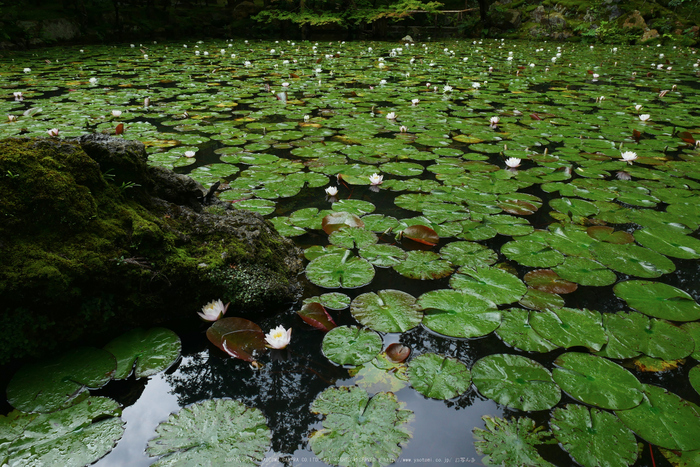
[622,10,647,29]
[0,135,303,363]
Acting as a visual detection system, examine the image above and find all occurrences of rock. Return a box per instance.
[641,29,660,42]
[401,35,414,42]
[492,9,522,30]
[623,10,647,29]
[0,135,303,363]
[40,18,81,41]
[547,12,567,29]
[232,1,260,20]
[531,5,546,23]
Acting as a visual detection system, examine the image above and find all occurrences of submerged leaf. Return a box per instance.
[473,416,555,467]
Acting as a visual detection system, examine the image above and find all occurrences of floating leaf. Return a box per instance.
[691,365,700,397]
[472,354,561,411]
[473,416,555,467]
[407,353,471,400]
[614,280,700,321]
[297,302,336,332]
[385,343,411,363]
[550,404,638,467]
[321,326,382,366]
[205,317,266,363]
[586,226,634,244]
[529,307,607,351]
[616,384,700,451]
[322,211,365,234]
[6,347,116,413]
[553,257,617,287]
[495,308,558,353]
[519,288,565,311]
[401,224,439,246]
[306,249,375,288]
[419,289,501,338]
[351,289,422,333]
[631,356,684,372]
[320,292,351,310]
[348,353,409,394]
[523,269,577,294]
[309,386,412,467]
[660,448,700,467]
[501,240,565,268]
[634,226,700,260]
[449,267,526,305]
[147,399,271,466]
[329,228,378,249]
[591,242,675,278]
[0,397,124,467]
[359,243,407,268]
[439,241,497,268]
[392,250,453,280]
[103,327,181,380]
[553,352,643,410]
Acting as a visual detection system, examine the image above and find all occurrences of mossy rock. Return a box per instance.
[0,135,302,364]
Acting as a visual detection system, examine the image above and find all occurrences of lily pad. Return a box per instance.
[550,404,638,467]
[449,267,526,305]
[350,289,422,333]
[297,302,337,332]
[205,317,267,363]
[523,269,577,294]
[309,386,412,467]
[6,347,116,413]
[529,307,607,351]
[495,308,558,353]
[306,249,375,289]
[321,326,383,366]
[322,211,365,234]
[348,353,409,394]
[615,384,700,451]
[146,399,271,466]
[553,352,643,410]
[501,240,565,268]
[553,257,617,287]
[614,280,700,321]
[471,354,561,411]
[407,353,471,400]
[591,242,675,279]
[439,241,497,268]
[0,396,124,467]
[634,226,700,260]
[103,327,181,380]
[359,243,406,267]
[419,289,501,338]
[392,250,453,280]
[473,416,555,467]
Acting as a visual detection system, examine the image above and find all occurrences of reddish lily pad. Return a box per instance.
[322,211,365,234]
[401,224,439,246]
[523,269,578,294]
[297,302,336,332]
[206,317,267,363]
[586,226,634,244]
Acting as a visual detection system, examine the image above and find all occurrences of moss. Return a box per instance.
[0,136,302,364]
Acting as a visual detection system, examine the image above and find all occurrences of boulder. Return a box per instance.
[0,135,303,363]
[641,29,660,42]
[623,10,647,29]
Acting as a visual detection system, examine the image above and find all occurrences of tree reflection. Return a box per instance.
[164,328,347,454]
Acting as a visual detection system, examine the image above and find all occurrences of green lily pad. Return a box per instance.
[553,257,617,287]
[550,404,638,467]
[439,241,497,268]
[518,288,565,311]
[473,416,555,467]
[319,292,351,310]
[682,322,700,360]
[614,280,700,321]
[348,353,409,395]
[553,352,643,410]
[472,353,561,411]
[103,327,181,380]
[351,289,422,333]
[407,353,471,400]
[495,308,558,353]
[322,211,366,234]
[419,289,501,338]
[205,317,267,363]
[529,307,607,351]
[392,250,453,280]
[321,326,383,366]
[359,243,407,267]
[615,384,700,451]
[0,397,124,467]
[634,226,700,260]
[306,249,375,288]
[6,347,116,413]
[660,448,700,467]
[146,399,271,466]
[502,240,565,268]
[591,242,675,278]
[690,365,700,397]
[309,386,412,467]
[329,228,379,249]
[449,267,527,305]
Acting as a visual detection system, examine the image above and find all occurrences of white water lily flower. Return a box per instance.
[144,97,150,108]
[472,82,481,89]
[8,115,17,122]
[400,125,408,133]
[505,157,521,168]
[244,61,251,67]
[23,68,31,73]
[443,85,453,92]
[184,150,196,158]
[616,171,632,180]
[621,151,637,162]
[635,104,642,111]
[490,116,500,126]
[304,115,310,122]
[89,77,98,85]
[369,173,383,185]
[379,79,387,85]
[143,54,148,59]
[325,186,338,196]
[47,128,59,137]
[198,299,228,321]
[639,114,650,122]
[265,325,292,349]
[411,98,419,105]
[203,51,209,56]
[282,82,289,87]
[13,91,22,100]
[111,110,122,117]
[386,112,396,120]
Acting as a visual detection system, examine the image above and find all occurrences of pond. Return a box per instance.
[2,38,700,466]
